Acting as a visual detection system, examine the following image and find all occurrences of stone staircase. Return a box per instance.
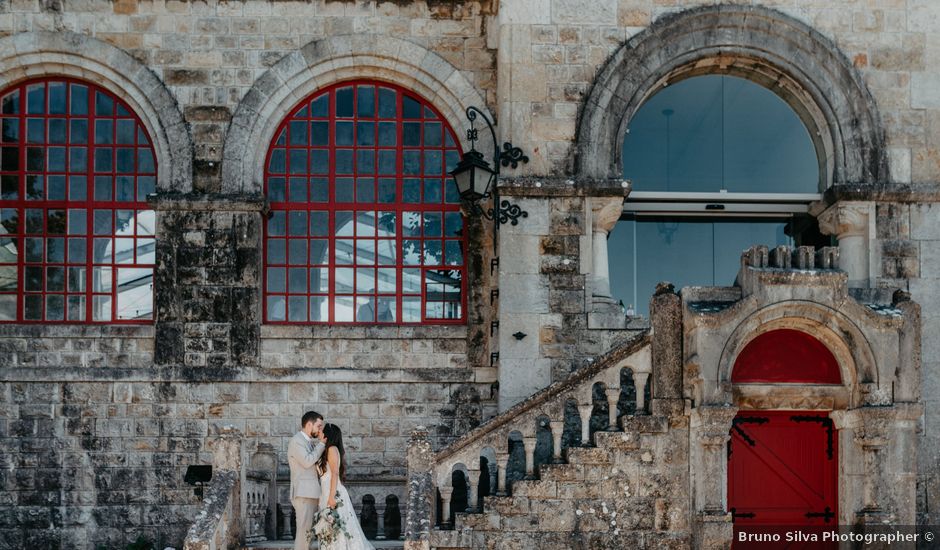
[404,332,693,549]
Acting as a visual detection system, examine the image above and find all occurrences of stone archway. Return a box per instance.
[221,34,489,194]
[0,31,194,193]
[575,4,887,185]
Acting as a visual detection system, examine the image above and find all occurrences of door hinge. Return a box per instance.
[730,508,755,522]
[805,507,835,523]
[791,415,835,459]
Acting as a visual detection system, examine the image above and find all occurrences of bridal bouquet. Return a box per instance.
[310,493,351,545]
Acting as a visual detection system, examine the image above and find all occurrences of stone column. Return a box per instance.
[634,371,650,413]
[549,420,565,463]
[488,461,499,494]
[523,437,538,480]
[892,291,921,403]
[817,201,873,288]
[650,282,682,400]
[856,431,888,514]
[590,197,625,303]
[495,453,509,496]
[605,387,621,431]
[404,428,434,548]
[690,406,737,549]
[691,407,738,512]
[588,197,626,328]
[465,469,480,513]
[578,404,593,446]
[280,507,294,540]
[438,486,453,529]
[376,503,386,540]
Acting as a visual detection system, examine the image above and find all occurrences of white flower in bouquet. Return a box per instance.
[309,492,351,545]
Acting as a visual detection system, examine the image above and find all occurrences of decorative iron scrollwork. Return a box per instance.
[499,142,529,169]
[495,200,528,226]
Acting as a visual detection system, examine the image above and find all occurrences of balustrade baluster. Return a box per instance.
[439,486,454,529]
[549,420,565,463]
[634,371,650,413]
[376,503,386,540]
[495,452,509,496]
[466,469,480,512]
[523,437,537,480]
[606,387,621,430]
[578,404,593,446]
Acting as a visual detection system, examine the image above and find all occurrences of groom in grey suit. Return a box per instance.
[289,410,326,550]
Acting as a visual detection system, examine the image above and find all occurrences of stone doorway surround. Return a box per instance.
[683,246,922,548]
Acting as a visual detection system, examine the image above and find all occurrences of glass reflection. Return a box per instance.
[623,75,818,193]
[608,217,792,316]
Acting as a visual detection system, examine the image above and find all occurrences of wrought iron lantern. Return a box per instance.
[449,106,529,238]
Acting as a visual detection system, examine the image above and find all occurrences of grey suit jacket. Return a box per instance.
[288,431,325,500]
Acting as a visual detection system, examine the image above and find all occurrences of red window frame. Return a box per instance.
[263,80,467,325]
[0,77,156,324]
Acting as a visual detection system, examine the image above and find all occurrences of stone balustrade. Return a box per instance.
[244,470,271,543]
[183,428,243,550]
[182,470,239,550]
[404,333,652,545]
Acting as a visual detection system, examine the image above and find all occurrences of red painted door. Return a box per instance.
[728,411,838,547]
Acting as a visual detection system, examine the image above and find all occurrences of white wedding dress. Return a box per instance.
[317,461,375,550]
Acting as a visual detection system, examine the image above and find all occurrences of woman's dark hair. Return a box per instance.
[317,423,346,482]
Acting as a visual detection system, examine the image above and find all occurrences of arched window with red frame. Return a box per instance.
[263,81,466,324]
[0,78,156,323]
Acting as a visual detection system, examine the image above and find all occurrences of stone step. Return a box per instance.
[482,494,531,516]
[620,414,669,434]
[429,528,473,549]
[454,509,499,531]
[242,539,404,549]
[564,445,612,464]
[506,478,557,498]
[538,462,584,481]
[593,429,640,451]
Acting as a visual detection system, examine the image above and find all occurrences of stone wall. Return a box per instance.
[0,0,498,192]
[1,0,940,547]
[0,0,496,549]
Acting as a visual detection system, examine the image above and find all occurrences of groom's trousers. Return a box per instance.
[292,496,319,550]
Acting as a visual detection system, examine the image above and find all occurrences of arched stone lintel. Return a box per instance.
[0,31,194,193]
[222,34,489,194]
[716,301,879,407]
[576,5,887,185]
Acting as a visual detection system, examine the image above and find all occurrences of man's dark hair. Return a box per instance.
[301,411,323,428]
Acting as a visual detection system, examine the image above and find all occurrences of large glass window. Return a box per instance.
[263,81,465,324]
[623,74,818,194]
[610,75,825,316]
[0,78,156,323]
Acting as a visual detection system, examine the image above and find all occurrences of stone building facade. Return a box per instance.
[0,1,937,549]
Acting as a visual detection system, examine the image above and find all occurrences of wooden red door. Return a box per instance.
[728,411,837,536]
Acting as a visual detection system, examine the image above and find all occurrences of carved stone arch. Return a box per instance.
[716,301,879,408]
[222,34,489,193]
[0,31,193,192]
[576,4,887,185]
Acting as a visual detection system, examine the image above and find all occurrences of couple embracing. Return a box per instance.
[288,411,375,550]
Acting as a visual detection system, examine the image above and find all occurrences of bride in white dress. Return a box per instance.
[316,423,376,550]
